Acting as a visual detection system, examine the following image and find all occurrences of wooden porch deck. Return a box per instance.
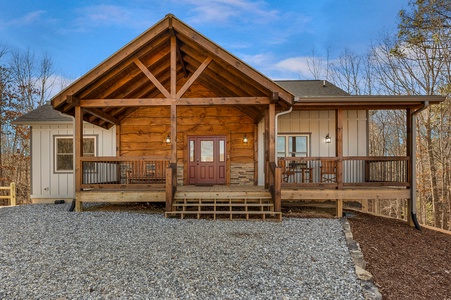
[77,184,409,220]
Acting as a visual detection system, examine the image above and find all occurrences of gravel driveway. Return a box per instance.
[0,204,363,299]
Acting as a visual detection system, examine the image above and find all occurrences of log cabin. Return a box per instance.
[15,14,445,223]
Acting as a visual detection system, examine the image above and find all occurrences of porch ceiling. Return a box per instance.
[51,14,294,129]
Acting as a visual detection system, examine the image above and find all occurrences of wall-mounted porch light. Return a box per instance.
[325,134,331,144]
[165,135,171,144]
[243,134,248,144]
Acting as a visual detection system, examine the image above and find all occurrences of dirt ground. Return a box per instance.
[85,203,451,300]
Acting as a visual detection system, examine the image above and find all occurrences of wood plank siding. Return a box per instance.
[120,105,255,185]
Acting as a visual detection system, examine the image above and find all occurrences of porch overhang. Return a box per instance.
[293,95,445,110]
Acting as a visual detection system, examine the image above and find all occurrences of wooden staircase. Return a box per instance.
[165,191,282,221]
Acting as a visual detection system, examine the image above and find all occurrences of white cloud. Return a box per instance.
[275,57,311,74]
[180,0,279,24]
[0,10,46,29]
[71,5,156,31]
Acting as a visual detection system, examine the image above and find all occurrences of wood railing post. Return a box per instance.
[165,164,177,212]
[336,109,343,189]
[274,166,282,212]
[10,182,16,206]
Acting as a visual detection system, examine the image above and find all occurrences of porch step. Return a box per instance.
[165,191,281,221]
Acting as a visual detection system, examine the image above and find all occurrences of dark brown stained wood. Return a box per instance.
[85,108,119,125]
[176,56,212,98]
[52,15,296,127]
[170,103,177,163]
[80,98,172,107]
[336,109,343,189]
[274,166,281,212]
[74,106,83,193]
[116,124,121,157]
[177,97,270,106]
[182,54,247,97]
[264,108,269,188]
[254,123,258,185]
[78,33,171,99]
[268,103,275,163]
[67,95,80,105]
[53,17,170,107]
[179,44,265,97]
[134,58,171,98]
[170,35,177,97]
[172,18,293,104]
[120,106,255,165]
[406,108,412,184]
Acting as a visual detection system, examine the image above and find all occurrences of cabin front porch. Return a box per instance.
[76,155,410,220]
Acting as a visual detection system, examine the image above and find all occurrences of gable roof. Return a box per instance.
[12,103,72,125]
[51,14,294,128]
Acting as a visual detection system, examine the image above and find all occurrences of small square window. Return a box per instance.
[54,136,96,173]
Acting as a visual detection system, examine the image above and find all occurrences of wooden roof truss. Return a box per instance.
[52,15,293,129]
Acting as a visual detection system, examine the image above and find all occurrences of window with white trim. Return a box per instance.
[54,136,96,173]
[277,134,310,158]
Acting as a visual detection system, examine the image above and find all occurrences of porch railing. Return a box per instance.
[80,156,170,189]
[278,156,410,188]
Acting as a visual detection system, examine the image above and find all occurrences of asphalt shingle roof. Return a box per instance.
[275,80,350,97]
[12,103,72,125]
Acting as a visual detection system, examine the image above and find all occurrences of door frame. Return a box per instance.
[184,133,230,185]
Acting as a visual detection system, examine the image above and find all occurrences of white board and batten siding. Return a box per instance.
[257,110,367,186]
[30,123,116,203]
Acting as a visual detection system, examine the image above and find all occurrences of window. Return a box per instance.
[277,134,309,158]
[54,136,96,173]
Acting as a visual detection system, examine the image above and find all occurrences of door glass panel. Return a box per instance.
[189,140,195,162]
[219,140,225,162]
[200,141,214,162]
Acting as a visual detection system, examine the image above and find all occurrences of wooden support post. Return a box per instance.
[336,199,343,218]
[335,109,343,189]
[74,106,83,212]
[361,199,368,213]
[407,108,415,226]
[268,103,275,164]
[165,166,173,212]
[406,109,412,184]
[115,124,121,183]
[274,166,282,212]
[170,103,177,163]
[264,109,270,188]
[10,182,16,206]
[253,123,258,185]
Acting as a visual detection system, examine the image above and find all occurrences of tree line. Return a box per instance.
[0,45,62,203]
[1,0,450,230]
[307,0,450,229]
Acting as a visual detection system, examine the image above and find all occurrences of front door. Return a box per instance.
[188,136,226,185]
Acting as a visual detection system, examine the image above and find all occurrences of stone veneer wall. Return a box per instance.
[177,164,184,186]
[230,163,254,186]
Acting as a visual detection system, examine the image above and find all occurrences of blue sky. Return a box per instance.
[0,0,409,87]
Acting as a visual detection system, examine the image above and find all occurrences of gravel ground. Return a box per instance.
[0,204,364,300]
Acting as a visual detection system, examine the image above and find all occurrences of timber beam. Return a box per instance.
[80,97,271,107]
[85,108,120,125]
[133,58,172,98]
[67,95,80,106]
